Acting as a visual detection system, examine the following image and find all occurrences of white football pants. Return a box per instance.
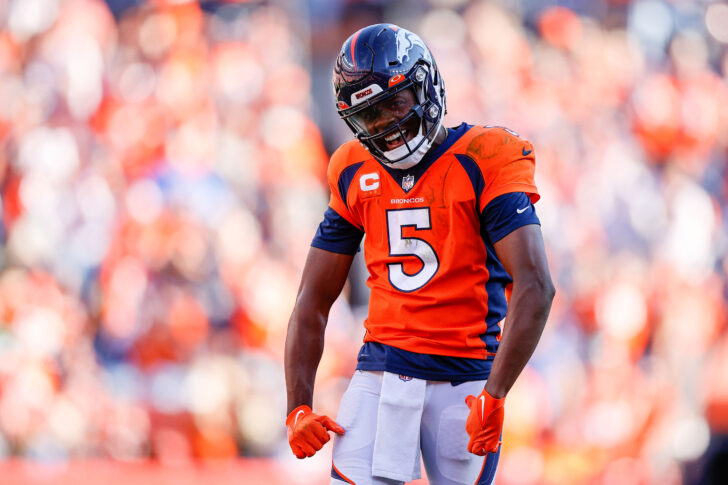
[330,370,500,485]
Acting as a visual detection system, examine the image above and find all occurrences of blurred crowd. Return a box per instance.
[0,0,726,484]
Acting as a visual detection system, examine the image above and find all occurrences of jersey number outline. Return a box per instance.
[386,208,440,292]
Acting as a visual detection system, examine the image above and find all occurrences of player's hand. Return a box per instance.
[286,405,345,459]
[464,389,505,455]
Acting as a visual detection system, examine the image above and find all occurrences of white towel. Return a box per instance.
[372,371,426,481]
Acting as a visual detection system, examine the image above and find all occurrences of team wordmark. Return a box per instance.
[355,88,373,99]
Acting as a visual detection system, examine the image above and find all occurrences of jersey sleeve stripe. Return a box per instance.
[481,192,541,244]
[454,153,485,210]
[311,207,364,255]
[481,182,539,212]
[337,161,365,210]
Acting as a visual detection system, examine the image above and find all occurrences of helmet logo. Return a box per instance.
[388,74,405,87]
[337,101,350,110]
[395,29,427,64]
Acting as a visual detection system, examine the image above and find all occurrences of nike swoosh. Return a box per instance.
[516,206,529,214]
[293,410,305,427]
[522,147,532,156]
[479,395,485,421]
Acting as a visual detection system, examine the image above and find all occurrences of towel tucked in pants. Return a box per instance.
[330,370,500,485]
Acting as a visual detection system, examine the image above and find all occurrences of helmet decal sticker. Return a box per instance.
[388,74,405,87]
[395,29,427,65]
[351,84,383,106]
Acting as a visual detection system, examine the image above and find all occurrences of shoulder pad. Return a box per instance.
[465,126,533,167]
[329,140,371,179]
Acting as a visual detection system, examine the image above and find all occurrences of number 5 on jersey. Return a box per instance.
[386,208,440,292]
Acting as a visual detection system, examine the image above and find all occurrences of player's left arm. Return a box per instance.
[464,223,554,455]
[464,128,554,454]
[470,128,553,396]
[486,223,555,398]
[284,247,352,458]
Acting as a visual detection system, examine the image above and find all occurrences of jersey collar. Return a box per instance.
[379,122,472,193]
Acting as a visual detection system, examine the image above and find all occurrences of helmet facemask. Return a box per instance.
[337,58,446,170]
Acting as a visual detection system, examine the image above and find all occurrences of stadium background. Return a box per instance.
[0,0,726,483]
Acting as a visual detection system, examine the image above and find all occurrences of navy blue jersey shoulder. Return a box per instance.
[337,161,365,210]
[477,192,541,351]
[356,341,493,381]
[481,192,540,244]
[454,153,485,209]
[311,207,364,255]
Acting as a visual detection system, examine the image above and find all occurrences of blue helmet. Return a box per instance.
[332,24,447,169]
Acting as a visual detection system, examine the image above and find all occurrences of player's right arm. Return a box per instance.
[285,247,355,413]
[286,142,366,412]
[284,246,353,458]
[284,142,366,458]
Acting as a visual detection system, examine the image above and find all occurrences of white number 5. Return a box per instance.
[386,208,439,292]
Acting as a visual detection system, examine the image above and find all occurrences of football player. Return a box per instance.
[285,23,555,485]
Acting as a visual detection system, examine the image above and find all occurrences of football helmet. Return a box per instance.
[332,24,446,169]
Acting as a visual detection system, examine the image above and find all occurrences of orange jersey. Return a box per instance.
[322,123,539,360]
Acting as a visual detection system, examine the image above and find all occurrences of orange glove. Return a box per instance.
[286,405,345,459]
[464,389,505,455]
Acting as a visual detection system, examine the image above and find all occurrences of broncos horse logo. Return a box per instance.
[395,29,428,65]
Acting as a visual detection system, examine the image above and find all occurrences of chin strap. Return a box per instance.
[380,121,443,170]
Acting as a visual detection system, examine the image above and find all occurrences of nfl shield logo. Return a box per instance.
[399,375,413,382]
[402,174,415,191]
